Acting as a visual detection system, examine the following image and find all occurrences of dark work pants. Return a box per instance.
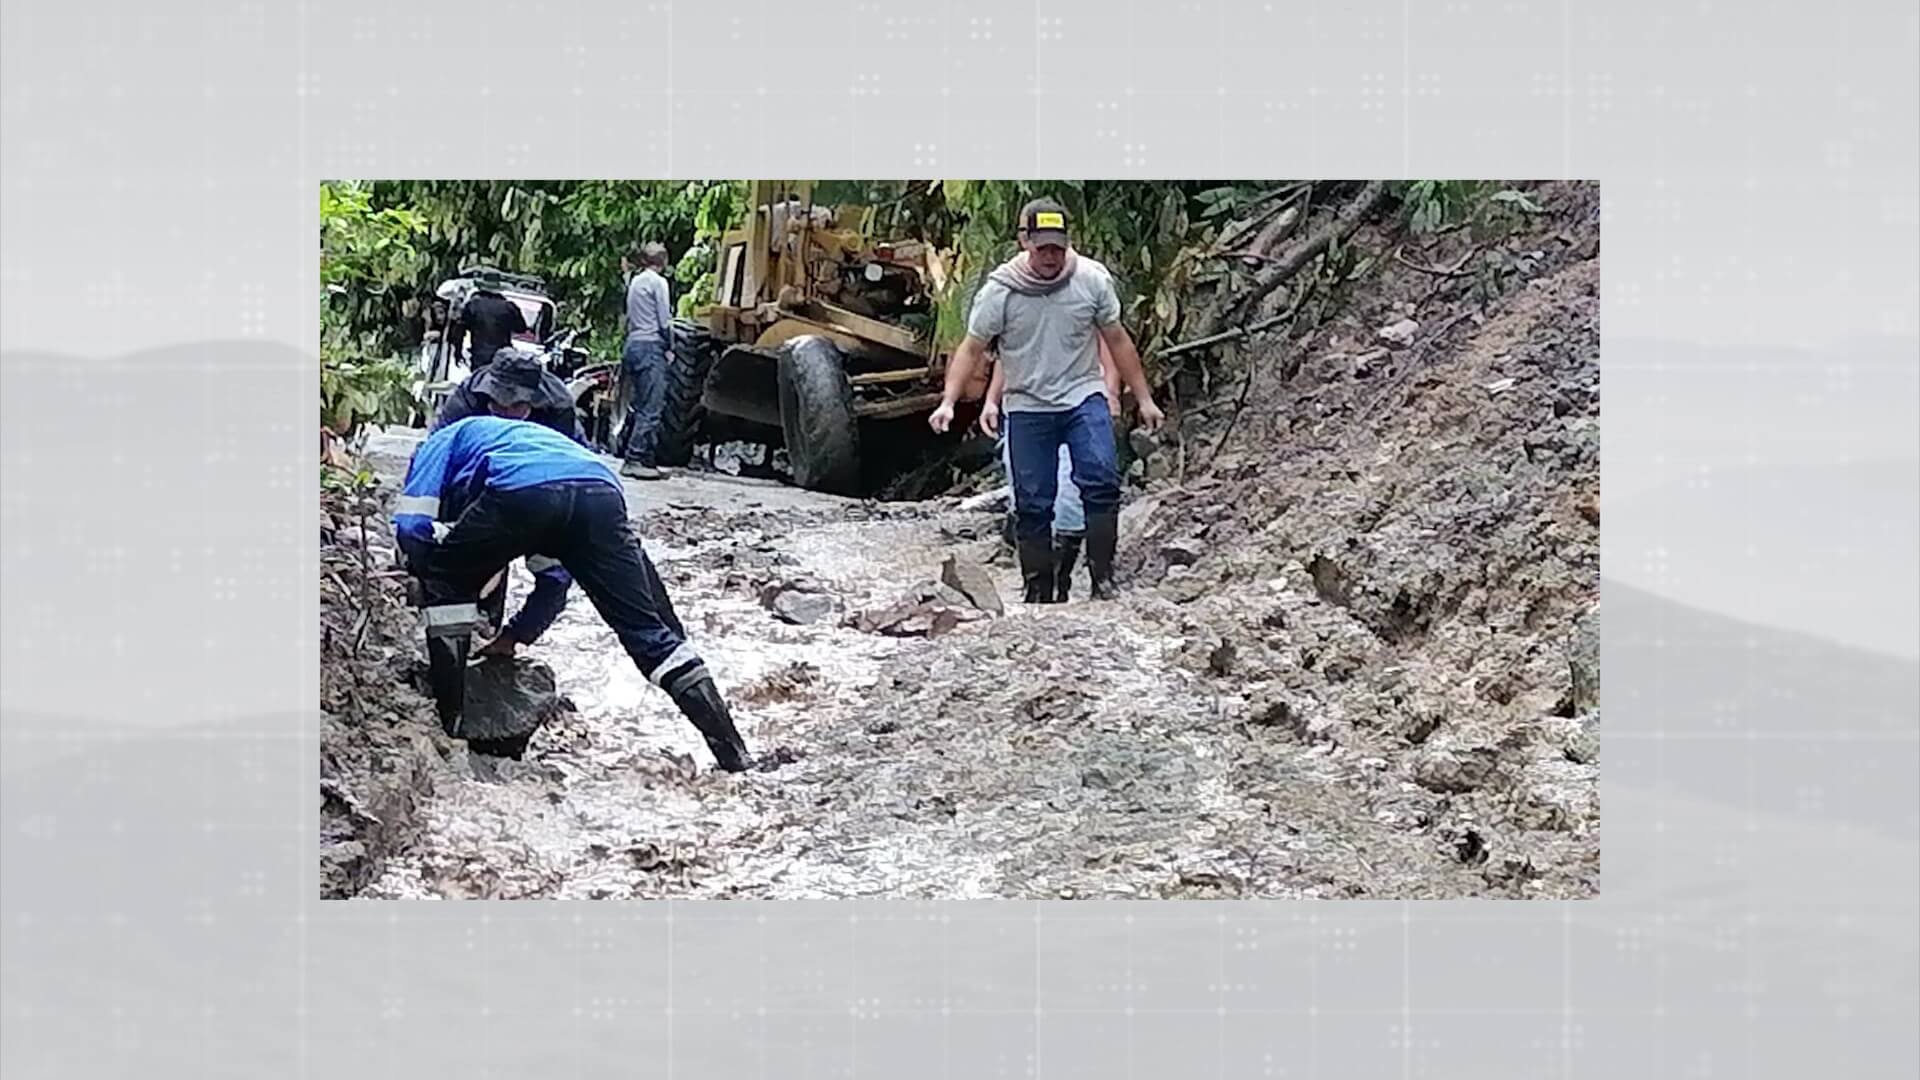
[1004,393,1121,543]
[421,480,706,726]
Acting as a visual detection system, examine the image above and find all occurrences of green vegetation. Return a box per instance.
[320,178,1535,434]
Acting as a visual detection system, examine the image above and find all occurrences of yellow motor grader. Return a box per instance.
[648,180,989,495]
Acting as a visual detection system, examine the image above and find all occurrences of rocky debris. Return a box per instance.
[1538,710,1601,765]
[940,554,1005,616]
[1567,604,1600,711]
[320,485,466,899]
[1412,744,1503,793]
[736,661,822,705]
[1158,565,1213,604]
[763,585,837,626]
[957,488,1010,514]
[1377,317,1420,347]
[1159,538,1206,567]
[847,580,989,638]
[341,183,1600,901]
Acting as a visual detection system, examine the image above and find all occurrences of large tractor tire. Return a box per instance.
[777,336,861,496]
[654,319,721,467]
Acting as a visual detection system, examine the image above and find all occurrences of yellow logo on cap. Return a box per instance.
[1033,212,1065,229]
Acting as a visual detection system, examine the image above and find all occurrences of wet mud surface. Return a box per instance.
[327,185,1600,900]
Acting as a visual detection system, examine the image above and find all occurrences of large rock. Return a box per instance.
[940,554,1004,616]
[458,657,571,758]
[758,578,839,625]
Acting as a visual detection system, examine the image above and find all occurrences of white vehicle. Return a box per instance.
[410,267,566,425]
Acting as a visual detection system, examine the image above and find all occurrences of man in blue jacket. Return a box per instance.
[430,349,584,658]
[393,415,754,771]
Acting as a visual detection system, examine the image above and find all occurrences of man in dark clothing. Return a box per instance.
[430,349,587,657]
[433,347,586,443]
[457,288,529,372]
[394,415,755,771]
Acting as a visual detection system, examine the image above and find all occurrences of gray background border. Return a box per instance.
[3,1,1916,1076]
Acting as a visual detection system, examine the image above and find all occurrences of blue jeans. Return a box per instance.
[1001,438,1084,535]
[1004,393,1119,543]
[620,335,669,464]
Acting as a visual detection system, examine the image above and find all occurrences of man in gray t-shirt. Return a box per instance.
[618,242,676,479]
[930,197,1165,602]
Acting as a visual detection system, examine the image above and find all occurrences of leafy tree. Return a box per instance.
[318,181,428,433]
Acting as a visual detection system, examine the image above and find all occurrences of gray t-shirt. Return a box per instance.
[966,256,1121,413]
[624,268,673,340]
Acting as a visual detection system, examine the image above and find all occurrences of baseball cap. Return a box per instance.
[472,349,544,407]
[1018,198,1071,249]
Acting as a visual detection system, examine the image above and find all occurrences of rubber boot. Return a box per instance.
[1017,534,1057,604]
[1085,511,1120,601]
[1053,534,1083,603]
[669,676,754,772]
[425,634,470,737]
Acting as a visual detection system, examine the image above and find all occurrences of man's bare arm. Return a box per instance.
[1096,336,1121,415]
[943,335,990,404]
[1096,323,1164,429]
[929,334,992,432]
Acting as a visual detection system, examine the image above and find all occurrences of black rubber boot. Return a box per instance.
[1085,511,1119,601]
[670,676,754,772]
[1053,534,1083,603]
[1017,534,1057,604]
[425,634,470,737]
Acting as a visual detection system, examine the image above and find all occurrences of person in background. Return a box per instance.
[455,284,529,373]
[618,242,676,481]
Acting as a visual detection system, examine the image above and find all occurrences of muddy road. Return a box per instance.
[343,414,1595,901]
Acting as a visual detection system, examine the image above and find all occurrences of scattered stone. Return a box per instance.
[1377,318,1420,347]
[1160,538,1206,567]
[941,554,1005,616]
[957,487,1011,514]
[1159,565,1211,604]
[1412,745,1502,794]
[753,746,802,773]
[1453,828,1490,866]
[770,589,835,625]
[736,661,821,705]
[1539,710,1600,764]
[847,581,989,637]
